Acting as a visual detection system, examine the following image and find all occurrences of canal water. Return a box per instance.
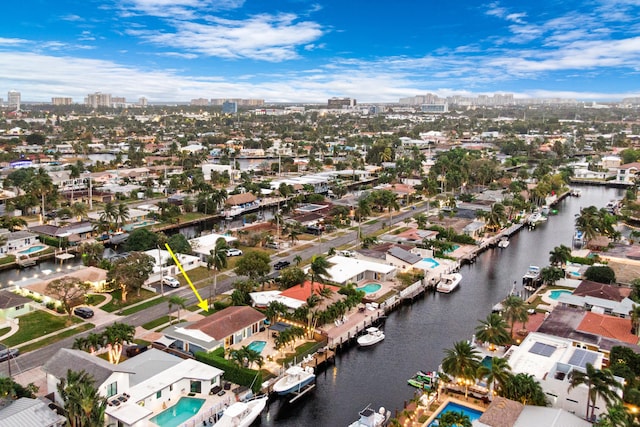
[261,184,624,426]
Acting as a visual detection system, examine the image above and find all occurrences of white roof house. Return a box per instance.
[503,332,623,420]
[142,249,200,283]
[0,397,66,427]
[307,255,396,285]
[249,290,306,310]
[189,233,238,262]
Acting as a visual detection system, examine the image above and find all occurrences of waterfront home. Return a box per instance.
[249,290,305,310]
[536,306,640,363]
[0,230,39,255]
[616,162,640,183]
[476,396,590,427]
[44,348,224,427]
[143,248,200,285]
[225,192,259,217]
[0,397,66,427]
[307,255,396,286]
[555,280,635,317]
[162,306,266,354]
[29,221,95,243]
[280,281,343,311]
[504,332,624,420]
[0,289,32,328]
[189,233,237,263]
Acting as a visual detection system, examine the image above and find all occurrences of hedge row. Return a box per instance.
[195,348,263,393]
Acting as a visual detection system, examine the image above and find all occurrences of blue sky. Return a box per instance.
[2,0,640,103]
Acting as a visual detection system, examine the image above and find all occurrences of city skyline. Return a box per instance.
[2,0,640,103]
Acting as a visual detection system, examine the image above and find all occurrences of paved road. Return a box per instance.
[0,202,432,377]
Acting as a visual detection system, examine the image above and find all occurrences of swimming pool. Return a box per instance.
[18,245,46,255]
[549,289,572,300]
[481,355,493,369]
[247,340,267,354]
[444,245,460,254]
[422,258,440,269]
[428,401,483,426]
[149,397,205,427]
[357,283,382,294]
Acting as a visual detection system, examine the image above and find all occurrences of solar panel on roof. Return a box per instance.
[568,348,598,369]
[529,342,556,357]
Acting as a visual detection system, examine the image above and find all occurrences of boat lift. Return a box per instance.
[288,382,316,404]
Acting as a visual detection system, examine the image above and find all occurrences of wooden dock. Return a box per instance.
[302,349,335,370]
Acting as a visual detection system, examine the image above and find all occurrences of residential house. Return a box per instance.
[475,396,590,427]
[555,280,635,318]
[162,306,266,354]
[143,249,201,284]
[504,332,624,420]
[310,255,396,286]
[0,290,32,327]
[225,193,259,217]
[0,397,66,427]
[616,162,640,183]
[2,230,39,254]
[189,233,237,263]
[14,266,110,304]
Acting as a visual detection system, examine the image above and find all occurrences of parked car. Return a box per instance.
[74,306,94,319]
[0,348,19,362]
[340,250,355,257]
[226,248,243,257]
[125,344,149,357]
[162,276,180,288]
[274,260,291,270]
[265,241,281,250]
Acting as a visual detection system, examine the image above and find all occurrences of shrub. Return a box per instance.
[195,348,263,392]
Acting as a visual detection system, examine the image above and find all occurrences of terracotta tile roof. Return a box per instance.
[280,281,341,302]
[577,312,638,345]
[573,281,630,302]
[185,306,265,341]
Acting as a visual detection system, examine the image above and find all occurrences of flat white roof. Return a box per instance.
[190,233,237,255]
[249,290,305,310]
[315,255,395,284]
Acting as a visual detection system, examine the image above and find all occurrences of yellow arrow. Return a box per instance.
[165,243,209,312]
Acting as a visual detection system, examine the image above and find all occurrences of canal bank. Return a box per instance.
[260,184,625,427]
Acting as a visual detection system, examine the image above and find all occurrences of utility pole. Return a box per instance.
[157,246,165,296]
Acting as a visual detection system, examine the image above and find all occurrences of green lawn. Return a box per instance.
[18,324,94,353]
[2,310,82,347]
[0,327,11,337]
[120,297,167,316]
[142,316,175,330]
[101,289,159,312]
[86,294,107,306]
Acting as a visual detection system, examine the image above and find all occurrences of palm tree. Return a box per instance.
[475,313,510,350]
[168,295,187,322]
[57,369,107,427]
[293,254,302,266]
[287,228,300,247]
[477,356,511,397]
[502,295,529,339]
[116,203,130,230]
[100,202,118,231]
[500,373,548,406]
[309,255,332,288]
[71,202,89,221]
[630,304,640,336]
[486,203,507,232]
[414,213,428,229]
[540,266,564,286]
[439,410,472,427]
[569,363,622,422]
[102,322,135,364]
[441,340,481,399]
[597,403,638,427]
[206,237,229,305]
[549,244,572,267]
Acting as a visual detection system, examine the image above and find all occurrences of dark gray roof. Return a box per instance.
[43,348,132,386]
[387,246,421,264]
[0,290,31,309]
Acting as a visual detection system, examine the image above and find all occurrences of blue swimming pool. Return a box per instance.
[18,245,46,255]
[149,397,205,427]
[422,257,440,269]
[247,340,267,353]
[428,401,483,426]
[444,244,461,254]
[549,289,572,300]
[357,283,382,294]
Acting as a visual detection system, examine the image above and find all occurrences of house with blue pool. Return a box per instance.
[308,255,396,286]
[44,348,224,427]
[161,305,266,354]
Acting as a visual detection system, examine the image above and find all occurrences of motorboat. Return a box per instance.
[522,265,541,287]
[215,395,268,427]
[527,211,546,226]
[348,404,391,427]
[497,237,509,248]
[272,365,315,395]
[573,230,585,248]
[436,273,462,293]
[541,205,550,216]
[571,188,582,197]
[357,327,385,347]
[407,371,437,390]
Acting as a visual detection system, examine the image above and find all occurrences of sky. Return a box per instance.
[2,0,640,103]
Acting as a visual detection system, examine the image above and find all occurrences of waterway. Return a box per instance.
[260,184,624,426]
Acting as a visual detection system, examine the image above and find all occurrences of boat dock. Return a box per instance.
[301,348,335,370]
[323,306,387,351]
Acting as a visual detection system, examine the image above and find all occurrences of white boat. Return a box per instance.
[522,265,541,287]
[215,395,268,427]
[497,237,509,248]
[272,365,315,395]
[571,189,582,197]
[527,211,546,225]
[541,205,550,216]
[436,273,462,293]
[348,405,390,427]
[357,327,385,347]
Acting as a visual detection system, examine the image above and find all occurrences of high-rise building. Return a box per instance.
[8,90,20,110]
[85,92,112,108]
[138,97,148,107]
[191,98,209,106]
[222,101,238,114]
[328,97,356,109]
[51,97,74,106]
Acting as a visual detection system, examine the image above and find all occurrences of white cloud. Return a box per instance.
[130,13,323,61]
[118,0,245,19]
[0,37,28,46]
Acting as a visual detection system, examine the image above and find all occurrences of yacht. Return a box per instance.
[272,365,315,395]
[522,265,542,287]
[348,405,390,427]
[436,273,462,293]
[497,237,509,248]
[357,327,385,347]
[215,395,268,427]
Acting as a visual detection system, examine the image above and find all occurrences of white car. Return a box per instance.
[226,248,243,257]
[162,276,180,288]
